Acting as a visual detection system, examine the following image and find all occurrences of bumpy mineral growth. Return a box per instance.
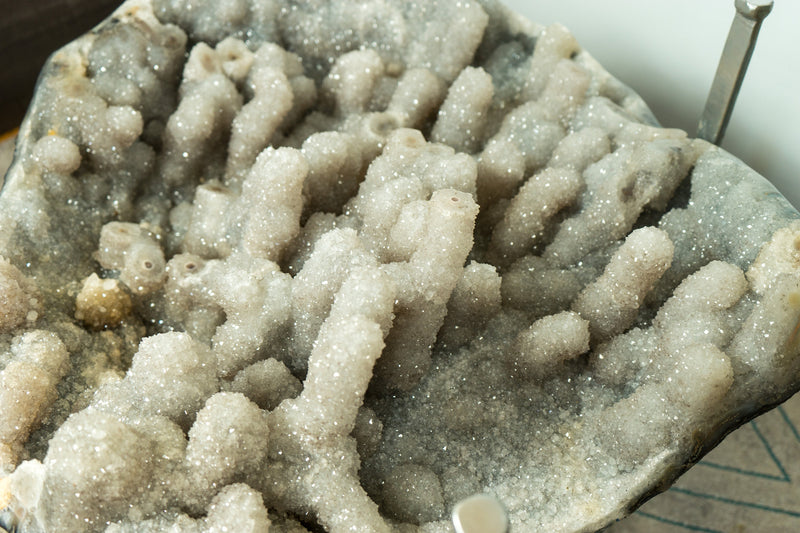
[1,0,800,532]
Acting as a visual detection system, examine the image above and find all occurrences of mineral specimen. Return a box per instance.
[1,0,800,532]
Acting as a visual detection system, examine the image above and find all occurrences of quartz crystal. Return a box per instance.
[1,1,799,532]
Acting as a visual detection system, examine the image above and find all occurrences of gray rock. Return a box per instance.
[1,1,799,532]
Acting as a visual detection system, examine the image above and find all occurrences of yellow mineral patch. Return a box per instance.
[0,475,11,510]
[789,292,800,309]
[75,274,133,330]
[0,128,18,143]
[785,293,800,351]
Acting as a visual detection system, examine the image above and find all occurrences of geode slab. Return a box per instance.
[1,1,799,532]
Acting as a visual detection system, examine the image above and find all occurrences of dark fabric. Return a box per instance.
[0,0,120,132]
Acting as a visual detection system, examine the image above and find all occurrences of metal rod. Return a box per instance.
[696,0,773,145]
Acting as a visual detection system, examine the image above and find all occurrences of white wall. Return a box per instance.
[503,0,800,208]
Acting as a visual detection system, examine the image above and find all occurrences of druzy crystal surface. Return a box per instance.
[1,1,800,532]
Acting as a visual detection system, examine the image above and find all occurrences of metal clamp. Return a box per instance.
[697,0,773,145]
